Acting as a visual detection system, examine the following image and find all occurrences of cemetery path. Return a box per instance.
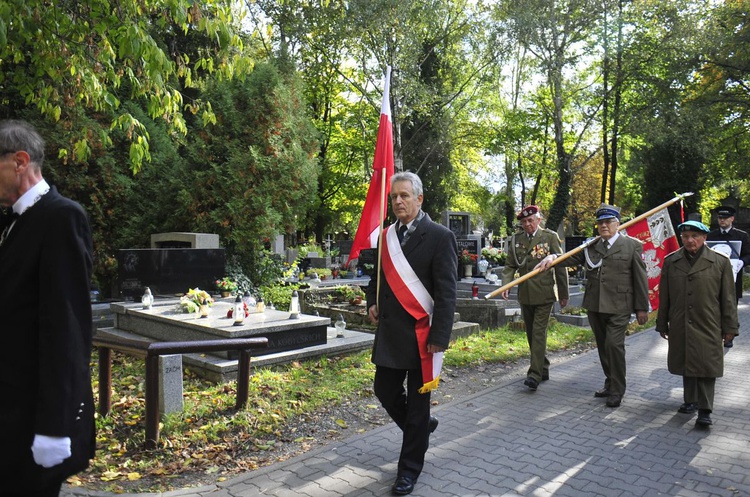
[64,339,592,493]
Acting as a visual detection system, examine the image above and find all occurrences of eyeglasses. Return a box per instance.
[0,150,16,156]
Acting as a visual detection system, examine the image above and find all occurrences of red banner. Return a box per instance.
[625,208,679,310]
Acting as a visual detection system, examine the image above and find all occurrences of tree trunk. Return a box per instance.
[547,61,572,231]
[601,6,610,204]
[609,0,625,205]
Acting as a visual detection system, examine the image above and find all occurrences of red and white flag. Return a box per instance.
[625,208,680,310]
[347,67,394,265]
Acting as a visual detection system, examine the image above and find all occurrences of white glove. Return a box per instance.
[31,434,71,468]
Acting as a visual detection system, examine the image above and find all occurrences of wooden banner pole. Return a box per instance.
[483,192,694,300]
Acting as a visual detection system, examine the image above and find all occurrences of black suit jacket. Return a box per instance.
[0,186,95,490]
[366,213,458,370]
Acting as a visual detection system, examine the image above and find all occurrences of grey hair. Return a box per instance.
[391,171,423,196]
[0,120,45,169]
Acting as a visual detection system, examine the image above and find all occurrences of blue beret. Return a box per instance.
[677,220,709,233]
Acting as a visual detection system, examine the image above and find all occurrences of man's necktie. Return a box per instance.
[397,224,407,243]
[0,212,19,247]
[604,241,610,250]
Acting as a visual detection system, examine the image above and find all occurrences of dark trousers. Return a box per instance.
[587,311,630,396]
[683,376,716,412]
[3,481,62,497]
[522,303,553,382]
[374,365,432,479]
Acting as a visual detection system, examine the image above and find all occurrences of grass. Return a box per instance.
[71,313,657,493]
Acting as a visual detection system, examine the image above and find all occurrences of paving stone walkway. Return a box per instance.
[63,301,750,497]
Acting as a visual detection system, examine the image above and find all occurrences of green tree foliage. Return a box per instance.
[689,1,750,202]
[178,62,319,272]
[634,113,710,224]
[0,0,252,171]
[498,0,605,231]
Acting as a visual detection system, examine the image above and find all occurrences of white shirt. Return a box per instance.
[12,179,50,216]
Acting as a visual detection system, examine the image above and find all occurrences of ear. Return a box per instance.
[12,150,31,173]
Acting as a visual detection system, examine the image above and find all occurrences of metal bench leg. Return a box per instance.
[145,354,160,449]
[98,346,112,417]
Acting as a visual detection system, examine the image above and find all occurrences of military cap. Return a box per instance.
[716,205,736,218]
[677,220,710,233]
[595,203,621,221]
[516,205,539,220]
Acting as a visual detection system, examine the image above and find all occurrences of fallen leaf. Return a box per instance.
[100,471,121,482]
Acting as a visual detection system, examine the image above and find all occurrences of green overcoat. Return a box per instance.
[502,228,569,305]
[656,246,739,378]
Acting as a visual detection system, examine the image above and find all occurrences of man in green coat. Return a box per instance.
[502,205,569,391]
[656,220,739,427]
[538,204,649,408]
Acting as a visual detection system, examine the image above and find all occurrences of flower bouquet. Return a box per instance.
[481,247,506,265]
[179,288,214,314]
[459,249,478,265]
[215,277,238,294]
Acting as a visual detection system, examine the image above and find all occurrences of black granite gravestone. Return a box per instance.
[116,248,225,298]
[357,248,377,275]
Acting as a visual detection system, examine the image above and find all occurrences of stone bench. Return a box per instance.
[93,328,268,449]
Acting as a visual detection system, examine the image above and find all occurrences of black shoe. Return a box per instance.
[523,377,538,391]
[594,388,610,398]
[541,372,549,381]
[606,395,622,407]
[724,339,734,348]
[696,410,713,426]
[429,416,438,433]
[392,475,416,495]
[678,402,698,414]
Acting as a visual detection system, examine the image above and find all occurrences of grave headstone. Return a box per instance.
[272,234,285,254]
[150,232,220,249]
[357,248,377,275]
[564,236,587,252]
[158,354,184,415]
[441,211,471,237]
[116,248,225,298]
[337,240,353,259]
[457,235,481,275]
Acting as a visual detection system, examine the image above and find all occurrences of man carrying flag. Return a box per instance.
[366,172,458,496]
[538,203,649,409]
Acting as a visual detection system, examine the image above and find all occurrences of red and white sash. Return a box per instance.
[381,224,442,393]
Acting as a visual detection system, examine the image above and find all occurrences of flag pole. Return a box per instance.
[376,168,386,308]
[484,192,694,300]
[375,66,392,309]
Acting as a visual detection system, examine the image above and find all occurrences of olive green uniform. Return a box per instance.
[503,228,569,382]
[563,235,649,396]
[656,246,738,412]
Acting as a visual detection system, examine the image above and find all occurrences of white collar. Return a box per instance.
[13,179,50,216]
[604,232,620,246]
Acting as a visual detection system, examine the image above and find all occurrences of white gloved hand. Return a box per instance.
[31,434,71,468]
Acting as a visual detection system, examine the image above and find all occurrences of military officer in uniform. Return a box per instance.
[656,220,738,426]
[501,205,569,391]
[538,204,649,407]
[706,205,750,347]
